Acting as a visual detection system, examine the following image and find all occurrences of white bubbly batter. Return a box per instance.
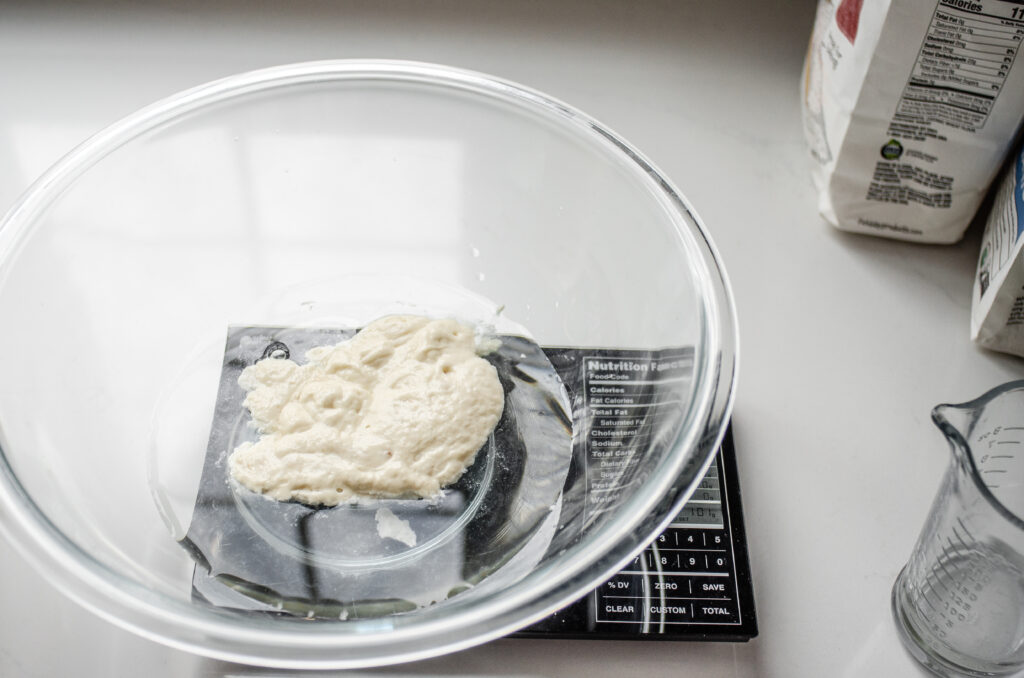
[229,315,505,505]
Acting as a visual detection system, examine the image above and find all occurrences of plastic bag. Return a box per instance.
[803,0,1024,243]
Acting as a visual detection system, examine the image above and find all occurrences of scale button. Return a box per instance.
[654,531,679,548]
[674,530,704,548]
[701,530,728,548]
[707,551,730,572]
[688,576,735,600]
[646,601,694,624]
[596,598,645,623]
[599,574,645,598]
[626,550,650,570]
[691,600,739,624]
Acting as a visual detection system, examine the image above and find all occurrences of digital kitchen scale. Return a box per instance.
[518,348,757,642]
[187,334,756,642]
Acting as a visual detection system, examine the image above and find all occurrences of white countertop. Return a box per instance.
[2,1,1022,676]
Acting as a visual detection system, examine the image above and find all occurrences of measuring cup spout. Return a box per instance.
[931,403,972,460]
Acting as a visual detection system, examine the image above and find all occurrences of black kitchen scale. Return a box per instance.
[186,332,756,642]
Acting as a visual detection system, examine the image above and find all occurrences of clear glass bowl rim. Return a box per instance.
[0,59,739,668]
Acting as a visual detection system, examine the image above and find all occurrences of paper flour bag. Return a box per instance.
[972,143,1024,356]
[803,0,1024,243]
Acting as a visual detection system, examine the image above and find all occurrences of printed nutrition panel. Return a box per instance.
[899,0,1024,131]
[582,353,691,521]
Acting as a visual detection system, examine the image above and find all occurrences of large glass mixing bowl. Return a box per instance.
[0,61,737,668]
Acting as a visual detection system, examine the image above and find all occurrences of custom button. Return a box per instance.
[645,601,694,624]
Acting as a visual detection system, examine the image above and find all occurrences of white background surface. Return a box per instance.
[1,1,1023,676]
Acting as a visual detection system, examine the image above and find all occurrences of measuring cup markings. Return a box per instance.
[935,554,974,621]
[909,543,1024,659]
[933,549,961,599]
[922,541,1000,635]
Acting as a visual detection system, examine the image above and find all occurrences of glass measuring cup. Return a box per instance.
[892,381,1024,677]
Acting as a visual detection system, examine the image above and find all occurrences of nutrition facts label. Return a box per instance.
[870,0,1024,209]
[896,0,1024,134]
[581,351,691,522]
